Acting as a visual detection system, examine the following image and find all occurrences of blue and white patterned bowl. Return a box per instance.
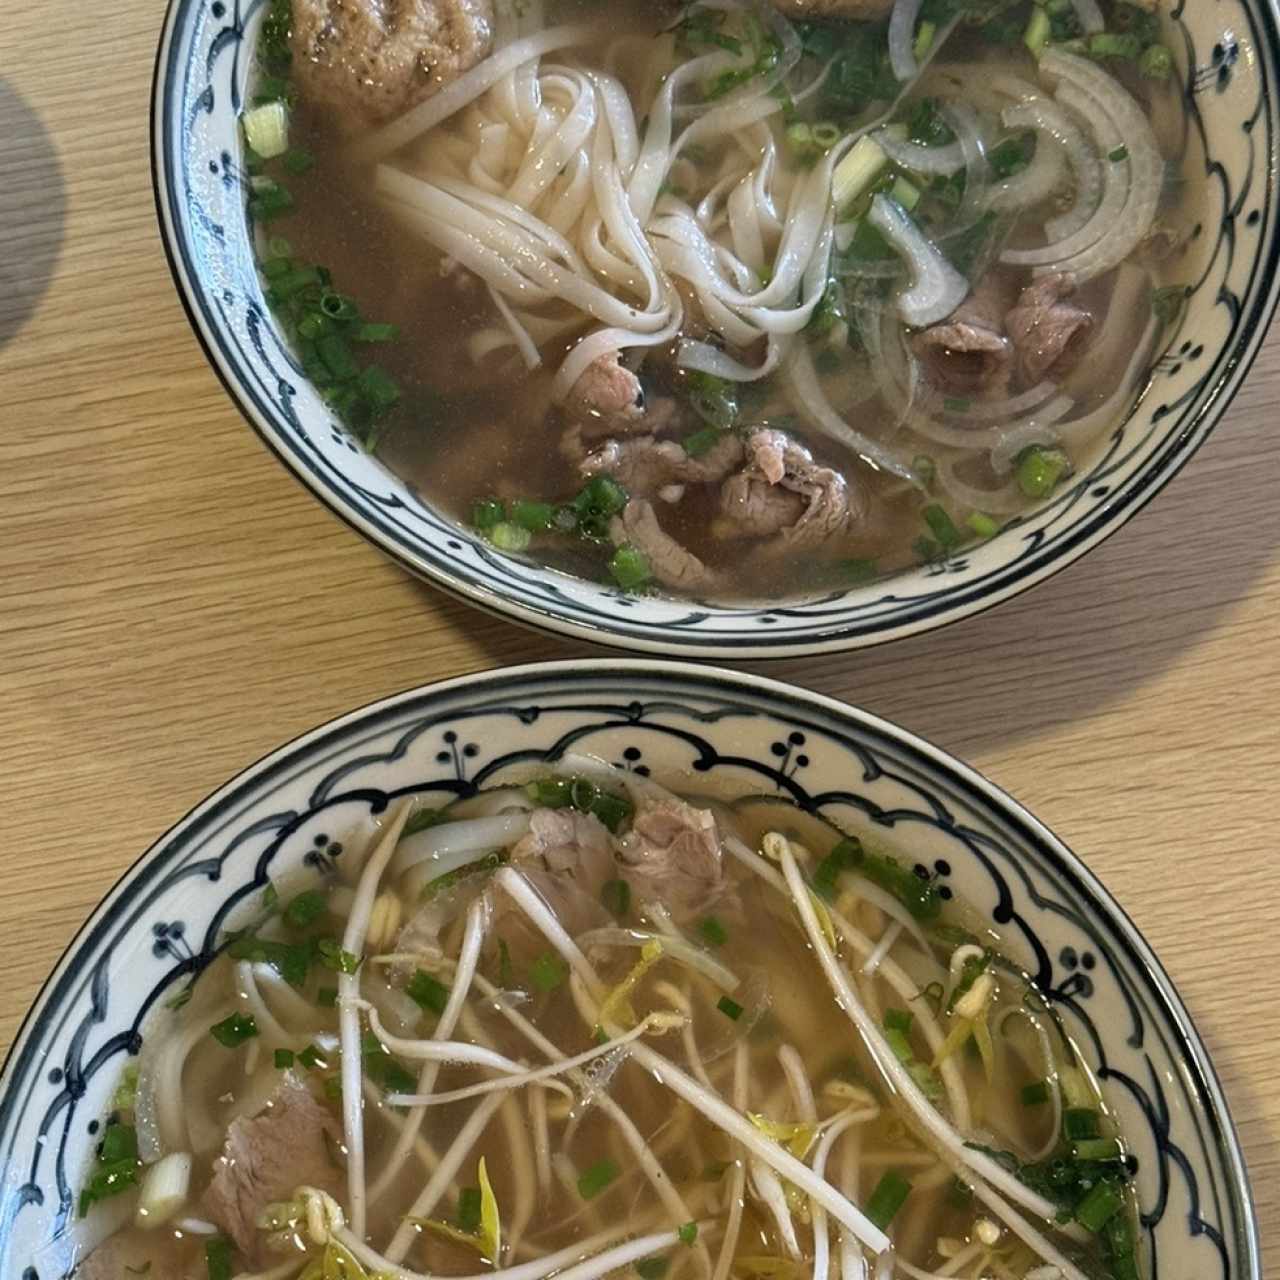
[151,2,1280,656]
[0,661,1258,1277]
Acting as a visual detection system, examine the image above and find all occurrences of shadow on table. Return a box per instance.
[402,401,1280,758]
[0,79,65,351]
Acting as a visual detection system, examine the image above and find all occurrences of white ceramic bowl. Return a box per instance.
[0,661,1259,1278]
[152,3,1280,656]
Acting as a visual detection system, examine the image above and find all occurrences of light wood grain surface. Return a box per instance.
[1,2,1277,1269]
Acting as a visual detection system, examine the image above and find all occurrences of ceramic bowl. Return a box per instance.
[0,661,1259,1277]
[151,1,1280,657]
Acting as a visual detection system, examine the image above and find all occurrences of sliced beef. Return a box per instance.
[565,352,648,433]
[770,0,894,16]
[581,433,745,496]
[912,274,1016,398]
[74,1232,202,1280]
[291,0,495,132]
[717,429,863,547]
[610,500,715,593]
[201,1077,342,1261]
[618,793,726,916]
[1005,274,1094,383]
[511,808,617,897]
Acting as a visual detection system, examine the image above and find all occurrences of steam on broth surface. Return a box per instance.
[74,762,1141,1280]
[240,0,1190,602]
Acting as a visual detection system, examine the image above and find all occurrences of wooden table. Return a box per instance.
[1,2,1277,1270]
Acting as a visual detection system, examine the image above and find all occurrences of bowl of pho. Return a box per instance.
[153,1,1279,656]
[0,660,1258,1280]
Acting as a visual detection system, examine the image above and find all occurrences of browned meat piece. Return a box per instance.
[291,0,495,133]
[610,499,715,593]
[912,275,1016,397]
[581,433,745,496]
[565,352,647,433]
[717,429,863,547]
[511,808,617,895]
[618,793,725,915]
[1005,274,1094,383]
[202,1077,342,1260]
[770,0,894,16]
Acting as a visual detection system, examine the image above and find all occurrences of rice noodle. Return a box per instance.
[868,195,968,328]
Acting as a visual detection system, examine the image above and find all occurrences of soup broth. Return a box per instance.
[72,765,1140,1280]
[242,0,1193,602]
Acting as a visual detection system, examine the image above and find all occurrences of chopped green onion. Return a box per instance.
[407,970,452,1016]
[205,1237,234,1280]
[210,1013,259,1048]
[698,916,728,947]
[912,454,936,487]
[883,1008,914,1034]
[282,147,315,175]
[530,951,568,993]
[682,426,725,458]
[1016,446,1069,498]
[298,1044,327,1070]
[922,503,962,549]
[865,1171,912,1229]
[812,837,941,920]
[319,290,359,322]
[316,939,361,974]
[1108,145,1130,163]
[241,101,289,159]
[678,1222,699,1246]
[682,370,739,430]
[1064,1107,1102,1140]
[284,888,328,928]
[609,544,652,591]
[317,333,357,382]
[967,511,1000,539]
[577,1158,620,1200]
[1088,32,1143,60]
[635,1259,670,1280]
[884,1026,914,1064]
[471,498,506,532]
[1152,285,1188,326]
[912,18,936,62]
[323,1075,343,1101]
[358,365,401,411]
[832,136,889,212]
[248,183,295,223]
[511,500,556,532]
[889,175,921,211]
[574,474,629,519]
[1024,6,1051,57]
[717,995,744,1021]
[1140,42,1173,79]
[602,879,631,919]
[1074,1138,1123,1162]
[1075,1180,1124,1232]
[296,312,330,340]
[318,986,338,1008]
[943,396,971,413]
[1020,1080,1051,1106]
[353,322,398,343]
[274,1048,295,1069]
[489,522,532,553]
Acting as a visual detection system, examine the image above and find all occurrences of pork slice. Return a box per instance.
[717,429,863,547]
[291,0,495,132]
[1005,274,1094,383]
[609,500,715,593]
[201,1077,342,1261]
[618,794,726,917]
[581,434,745,496]
[770,0,895,16]
[912,274,1016,398]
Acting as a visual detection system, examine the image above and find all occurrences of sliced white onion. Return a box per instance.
[868,194,969,328]
[941,101,990,225]
[875,131,965,177]
[1069,0,1106,34]
[888,0,925,82]
[986,129,1065,214]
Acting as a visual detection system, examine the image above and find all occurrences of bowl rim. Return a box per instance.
[0,657,1261,1275]
[149,0,1280,659]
